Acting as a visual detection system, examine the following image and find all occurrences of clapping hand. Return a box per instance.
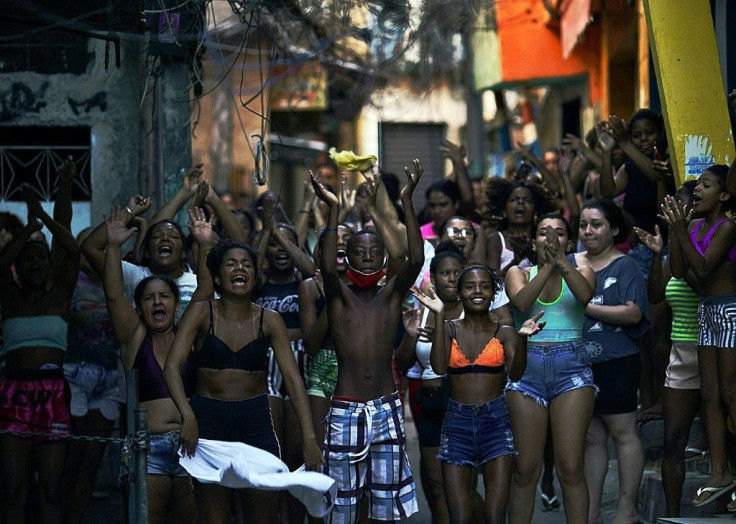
[518,311,545,337]
[633,224,663,254]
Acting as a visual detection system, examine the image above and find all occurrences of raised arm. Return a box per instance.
[660,195,734,281]
[294,178,317,249]
[412,286,449,375]
[299,277,328,357]
[271,223,316,277]
[441,140,475,213]
[0,214,42,300]
[363,168,407,260]
[102,209,145,367]
[516,143,561,195]
[150,163,203,224]
[188,207,215,302]
[21,187,79,288]
[634,225,666,304]
[164,300,207,457]
[311,171,341,297]
[82,195,152,275]
[596,122,624,199]
[204,183,248,243]
[394,159,426,296]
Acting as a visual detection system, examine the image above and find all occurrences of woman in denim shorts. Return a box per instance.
[505,214,598,524]
[414,264,545,523]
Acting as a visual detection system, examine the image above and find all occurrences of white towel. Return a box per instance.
[178,439,335,518]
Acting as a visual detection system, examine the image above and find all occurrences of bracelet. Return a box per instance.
[124,206,134,216]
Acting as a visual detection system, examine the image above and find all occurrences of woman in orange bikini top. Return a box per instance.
[413,264,544,523]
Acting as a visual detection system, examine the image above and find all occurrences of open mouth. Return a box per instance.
[336,249,347,265]
[470,297,485,304]
[231,275,248,286]
[692,196,702,207]
[152,308,167,320]
[158,245,173,257]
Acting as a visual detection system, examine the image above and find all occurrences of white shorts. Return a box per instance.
[63,362,122,420]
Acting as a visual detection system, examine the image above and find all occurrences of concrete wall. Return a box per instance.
[0,37,143,234]
[359,80,467,176]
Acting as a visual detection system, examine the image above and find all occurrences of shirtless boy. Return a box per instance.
[310,160,424,523]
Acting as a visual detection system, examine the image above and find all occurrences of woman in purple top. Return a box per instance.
[103,207,212,524]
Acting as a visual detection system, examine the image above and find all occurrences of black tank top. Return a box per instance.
[254,280,300,329]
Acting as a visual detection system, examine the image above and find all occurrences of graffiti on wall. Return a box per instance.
[68,92,107,115]
[0,82,49,122]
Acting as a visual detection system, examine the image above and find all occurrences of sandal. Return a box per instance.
[538,485,560,512]
[692,480,736,507]
[728,491,736,513]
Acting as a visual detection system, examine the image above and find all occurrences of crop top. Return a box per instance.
[132,329,196,403]
[446,320,505,375]
[689,218,736,262]
[194,301,270,371]
[513,265,584,343]
[0,315,68,357]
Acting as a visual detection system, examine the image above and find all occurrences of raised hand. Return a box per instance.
[257,191,279,232]
[126,194,152,217]
[652,158,673,180]
[188,207,216,248]
[402,307,421,338]
[310,170,339,208]
[361,167,381,211]
[20,185,45,218]
[400,159,424,200]
[105,207,138,246]
[339,172,356,210]
[192,180,209,209]
[633,224,663,254]
[518,311,545,337]
[596,121,616,151]
[58,155,77,182]
[411,285,443,314]
[558,144,574,175]
[562,133,582,152]
[181,163,204,196]
[606,115,629,144]
[440,140,467,167]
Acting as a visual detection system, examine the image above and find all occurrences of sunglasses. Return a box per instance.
[444,226,474,238]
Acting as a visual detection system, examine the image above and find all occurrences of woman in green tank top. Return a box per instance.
[505,213,597,524]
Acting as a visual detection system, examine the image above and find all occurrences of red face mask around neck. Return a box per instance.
[346,267,386,289]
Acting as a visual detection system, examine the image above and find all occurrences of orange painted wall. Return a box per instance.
[496,0,602,104]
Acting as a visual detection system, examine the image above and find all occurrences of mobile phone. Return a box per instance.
[653,144,662,161]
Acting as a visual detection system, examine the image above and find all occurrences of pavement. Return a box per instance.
[77,411,733,523]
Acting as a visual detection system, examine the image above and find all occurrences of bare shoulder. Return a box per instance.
[497,324,517,343]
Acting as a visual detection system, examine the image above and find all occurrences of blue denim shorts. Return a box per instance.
[506,341,597,407]
[148,430,188,477]
[437,396,516,468]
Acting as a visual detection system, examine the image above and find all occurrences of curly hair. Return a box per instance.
[429,241,466,275]
[205,239,259,294]
[457,263,503,299]
[483,178,557,230]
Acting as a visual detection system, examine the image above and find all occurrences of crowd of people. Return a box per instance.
[0,106,735,524]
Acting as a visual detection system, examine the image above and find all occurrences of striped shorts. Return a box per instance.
[266,339,310,400]
[698,294,736,348]
[324,392,418,523]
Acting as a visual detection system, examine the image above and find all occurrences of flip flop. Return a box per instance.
[685,446,708,459]
[692,480,736,507]
[538,485,560,511]
[728,491,736,513]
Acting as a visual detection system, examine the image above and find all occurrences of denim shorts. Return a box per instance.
[437,396,516,468]
[148,430,188,477]
[63,362,121,420]
[506,341,597,407]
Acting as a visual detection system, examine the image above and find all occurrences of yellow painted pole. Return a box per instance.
[643,0,734,185]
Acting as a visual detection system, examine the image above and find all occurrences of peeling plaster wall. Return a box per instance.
[0,37,144,229]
